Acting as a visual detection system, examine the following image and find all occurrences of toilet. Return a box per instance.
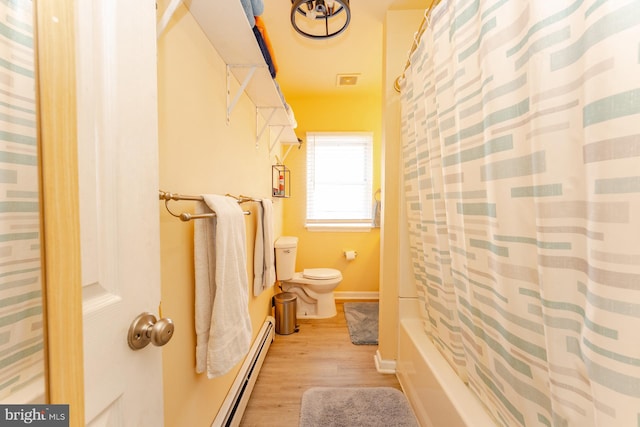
[274,236,342,319]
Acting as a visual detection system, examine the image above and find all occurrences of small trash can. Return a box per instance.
[273,292,297,335]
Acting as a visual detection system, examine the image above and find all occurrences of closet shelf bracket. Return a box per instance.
[157,0,183,39]
[256,107,278,146]
[281,143,296,163]
[268,126,286,154]
[226,64,258,124]
[269,137,302,163]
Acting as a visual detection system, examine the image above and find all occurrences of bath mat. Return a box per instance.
[299,387,418,427]
[343,302,378,345]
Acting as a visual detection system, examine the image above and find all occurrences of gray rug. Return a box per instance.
[299,387,418,427]
[343,302,378,345]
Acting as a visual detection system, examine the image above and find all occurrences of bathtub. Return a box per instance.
[396,299,496,427]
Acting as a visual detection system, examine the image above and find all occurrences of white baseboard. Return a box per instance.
[374,350,396,374]
[334,291,379,300]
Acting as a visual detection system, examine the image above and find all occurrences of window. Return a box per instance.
[306,132,373,231]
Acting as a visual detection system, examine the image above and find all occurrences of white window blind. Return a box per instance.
[306,132,373,227]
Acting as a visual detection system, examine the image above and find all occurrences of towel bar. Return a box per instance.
[159,190,252,222]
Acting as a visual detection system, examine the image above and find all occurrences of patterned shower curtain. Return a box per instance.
[400,0,640,425]
[0,0,43,402]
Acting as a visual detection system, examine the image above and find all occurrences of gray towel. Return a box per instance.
[372,199,381,227]
[240,0,264,27]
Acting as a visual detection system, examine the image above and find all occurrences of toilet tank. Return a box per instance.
[274,236,298,281]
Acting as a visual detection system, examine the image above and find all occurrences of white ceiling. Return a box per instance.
[261,0,429,97]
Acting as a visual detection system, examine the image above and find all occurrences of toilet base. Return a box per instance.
[296,296,337,319]
[280,285,337,319]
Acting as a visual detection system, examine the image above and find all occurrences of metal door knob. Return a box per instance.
[128,312,175,350]
[150,317,174,347]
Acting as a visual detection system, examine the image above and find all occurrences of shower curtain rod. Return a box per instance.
[159,190,253,222]
[394,0,441,93]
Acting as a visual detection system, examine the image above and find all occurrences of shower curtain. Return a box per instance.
[399,1,640,426]
[0,0,44,402]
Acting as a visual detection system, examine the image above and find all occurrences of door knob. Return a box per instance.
[150,317,174,347]
[128,312,175,350]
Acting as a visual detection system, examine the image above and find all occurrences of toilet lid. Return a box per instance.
[302,268,340,280]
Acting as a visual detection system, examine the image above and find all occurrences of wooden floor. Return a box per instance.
[239,301,402,427]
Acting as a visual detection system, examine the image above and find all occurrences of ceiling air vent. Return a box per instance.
[336,74,359,87]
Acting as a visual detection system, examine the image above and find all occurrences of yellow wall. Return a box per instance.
[155,1,425,424]
[156,5,282,426]
[281,93,382,294]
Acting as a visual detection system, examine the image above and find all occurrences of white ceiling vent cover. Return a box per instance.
[336,74,360,86]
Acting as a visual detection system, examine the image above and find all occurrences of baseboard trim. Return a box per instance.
[334,291,379,300]
[374,350,396,374]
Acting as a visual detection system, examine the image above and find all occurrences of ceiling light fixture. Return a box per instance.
[290,0,351,39]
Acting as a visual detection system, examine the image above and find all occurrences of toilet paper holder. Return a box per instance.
[344,250,357,260]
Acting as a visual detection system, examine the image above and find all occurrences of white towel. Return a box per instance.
[253,199,275,296]
[194,195,252,379]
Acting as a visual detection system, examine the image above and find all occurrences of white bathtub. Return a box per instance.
[396,300,496,427]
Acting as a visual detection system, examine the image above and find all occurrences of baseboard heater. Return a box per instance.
[211,316,275,427]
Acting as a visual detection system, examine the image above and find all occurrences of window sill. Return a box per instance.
[305,223,374,233]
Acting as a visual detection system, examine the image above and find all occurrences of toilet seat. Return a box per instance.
[303,268,341,280]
